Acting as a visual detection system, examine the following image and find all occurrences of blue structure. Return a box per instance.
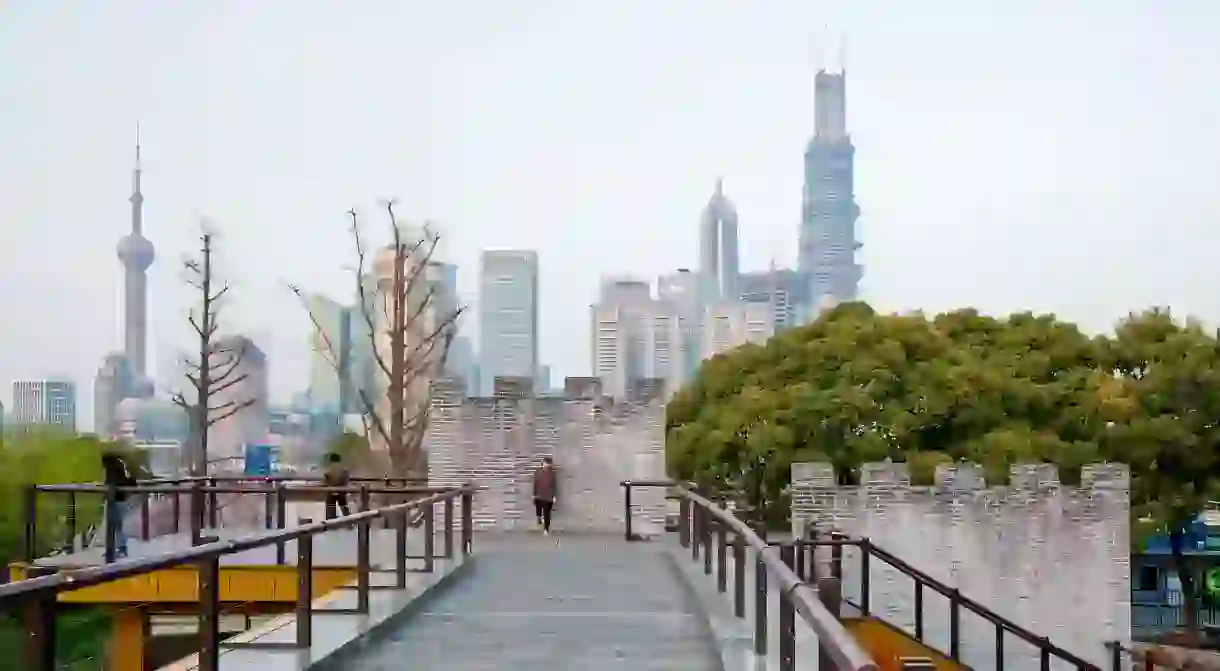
[1132,515,1220,639]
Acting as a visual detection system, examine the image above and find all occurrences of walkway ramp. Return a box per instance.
[336,533,722,671]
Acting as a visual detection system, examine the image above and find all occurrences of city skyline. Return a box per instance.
[3,2,1220,429]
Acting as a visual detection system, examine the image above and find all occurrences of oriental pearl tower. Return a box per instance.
[116,126,155,397]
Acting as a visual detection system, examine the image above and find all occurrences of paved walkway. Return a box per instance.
[340,533,722,671]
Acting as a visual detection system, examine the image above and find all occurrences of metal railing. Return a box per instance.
[24,477,431,564]
[793,530,1100,670]
[622,480,879,671]
[1,483,474,671]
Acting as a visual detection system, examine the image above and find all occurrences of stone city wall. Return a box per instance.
[791,460,1130,670]
[424,392,667,533]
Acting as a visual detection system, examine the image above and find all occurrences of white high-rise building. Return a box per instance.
[479,250,539,396]
[700,301,776,359]
[591,279,692,400]
[12,379,76,432]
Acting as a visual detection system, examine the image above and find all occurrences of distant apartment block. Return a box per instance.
[701,301,775,359]
[479,250,539,396]
[12,379,76,432]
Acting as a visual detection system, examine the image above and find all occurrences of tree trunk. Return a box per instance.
[1170,528,1202,642]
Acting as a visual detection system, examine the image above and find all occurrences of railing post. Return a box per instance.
[23,485,38,563]
[424,501,435,573]
[830,532,843,580]
[817,575,843,671]
[395,506,408,589]
[995,623,1005,671]
[140,494,151,541]
[103,484,117,563]
[734,534,746,618]
[189,481,203,546]
[357,515,371,614]
[754,551,768,656]
[914,581,924,641]
[949,588,961,661]
[691,505,700,561]
[359,484,371,513]
[207,478,218,529]
[296,533,313,648]
[623,482,633,541]
[444,496,455,559]
[716,523,727,593]
[704,518,714,576]
[64,491,77,553]
[171,489,181,534]
[274,483,287,565]
[779,543,796,671]
[22,566,57,671]
[197,555,221,671]
[679,497,690,548]
[858,538,871,616]
[264,482,274,530]
[461,486,473,556]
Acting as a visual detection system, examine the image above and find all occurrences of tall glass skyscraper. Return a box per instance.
[698,179,739,303]
[799,68,862,311]
[478,250,539,396]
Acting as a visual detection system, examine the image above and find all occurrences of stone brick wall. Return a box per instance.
[424,388,667,533]
[790,461,1130,669]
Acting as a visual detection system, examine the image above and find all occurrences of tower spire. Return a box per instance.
[130,122,144,233]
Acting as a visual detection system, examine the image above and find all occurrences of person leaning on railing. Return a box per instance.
[101,452,137,557]
[322,453,352,519]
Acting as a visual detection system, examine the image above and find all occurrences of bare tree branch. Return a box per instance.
[168,229,256,478]
[287,201,466,480]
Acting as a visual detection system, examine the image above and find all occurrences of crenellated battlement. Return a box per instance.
[791,460,1131,669]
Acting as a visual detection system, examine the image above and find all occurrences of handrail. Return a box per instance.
[2,483,476,671]
[677,486,878,671]
[860,540,1099,669]
[622,479,877,671]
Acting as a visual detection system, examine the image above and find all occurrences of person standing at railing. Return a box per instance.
[101,452,136,558]
[532,457,557,535]
[322,453,352,519]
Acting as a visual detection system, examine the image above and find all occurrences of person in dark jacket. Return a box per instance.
[322,453,352,519]
[532,457,557,534]
[101,453,136,557]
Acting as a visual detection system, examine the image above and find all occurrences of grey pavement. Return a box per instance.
[339,533,723,671]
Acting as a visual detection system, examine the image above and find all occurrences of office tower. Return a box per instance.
[206,336,270,466]
[94,353,135,438]
[306,293,374,414]
[12,380,77,432]
[701,302,776,360]
[698,178,740,303]
[115,126,155,387]
[478,250,539,396]
[738,264,811,331]
[591,279,690,400]
[657,269,701,380]
[799,67,862,311]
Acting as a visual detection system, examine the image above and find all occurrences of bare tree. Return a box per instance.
[171,231,256,478]
[289,201,463,480]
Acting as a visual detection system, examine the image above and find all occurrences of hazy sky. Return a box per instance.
[2,1,1218,429]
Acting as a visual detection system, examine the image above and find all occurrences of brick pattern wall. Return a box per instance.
[425,393,667,533]
[790,461,1131,669]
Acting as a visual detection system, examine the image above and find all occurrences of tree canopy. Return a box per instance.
[667,302,1220,536]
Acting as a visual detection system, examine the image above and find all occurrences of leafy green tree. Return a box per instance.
[0,430,141,669]
[1098,308,1220,641]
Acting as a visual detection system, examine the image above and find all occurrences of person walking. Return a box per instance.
[101,452,136,558]
[322,453,352,519]
[532,456,557,535]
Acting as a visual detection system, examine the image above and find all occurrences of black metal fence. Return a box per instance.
[1,483,474,671]
[622,480,878,671]
[25,476,430,564]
